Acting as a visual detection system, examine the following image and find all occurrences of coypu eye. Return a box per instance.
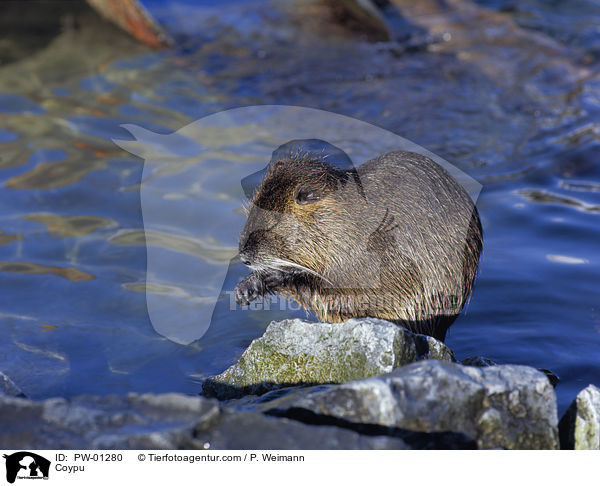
[296,186,320,205]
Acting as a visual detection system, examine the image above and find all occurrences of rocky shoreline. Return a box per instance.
[1,318,598,449]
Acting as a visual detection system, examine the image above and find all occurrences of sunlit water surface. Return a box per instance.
[0,0,598,416]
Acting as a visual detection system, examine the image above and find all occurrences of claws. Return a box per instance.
[234,270,288,306]
[235,273,263,306]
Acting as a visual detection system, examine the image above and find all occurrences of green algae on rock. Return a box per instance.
[202,318,455,399]
[559,384,600,449]
[263,360,560,450]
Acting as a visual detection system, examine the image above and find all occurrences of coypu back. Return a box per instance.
[237,146,482,342]
[351,151,482,340]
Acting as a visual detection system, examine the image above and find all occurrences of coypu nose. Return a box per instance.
[239,254,251,265]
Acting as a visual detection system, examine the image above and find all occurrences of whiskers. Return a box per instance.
[240,201,250,216]
[262,257,333,285]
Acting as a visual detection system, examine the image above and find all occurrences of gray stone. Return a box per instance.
[0,391,409,449]
[461,358,559,388]
[559,384,600,450]
[203,318,455,399]
[262,360,559,449]
[194,409,410,449]
[0,392,219,449]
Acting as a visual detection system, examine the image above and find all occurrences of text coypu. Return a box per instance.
[235,140,482,342]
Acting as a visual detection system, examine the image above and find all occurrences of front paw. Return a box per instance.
[235,273,263,306]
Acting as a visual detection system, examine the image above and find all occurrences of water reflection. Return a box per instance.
[25,214,115,237]
[0,262,95,282]
[110,229,237,263]
[519,189,600,213]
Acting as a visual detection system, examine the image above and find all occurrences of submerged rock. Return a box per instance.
[559,384,600,450]
[261,360,559,449]
[202,318,455,399]
[0,372,26,398]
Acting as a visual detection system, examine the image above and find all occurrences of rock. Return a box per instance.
[262,360,559,449]
[0,372,26,398]
[462,357,559,388]
[0,352,561,449]
[0,391,410,449]
[559,384,600,450]
[195,408,410,449]
[202,318,455,399]
[0,392,219,449]
[537,369,560,388]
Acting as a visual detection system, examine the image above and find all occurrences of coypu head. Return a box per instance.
[239,140,362,281]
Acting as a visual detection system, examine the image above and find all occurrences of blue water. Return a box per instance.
[0,0,598,416]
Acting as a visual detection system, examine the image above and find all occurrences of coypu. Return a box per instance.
[235,140,482,342]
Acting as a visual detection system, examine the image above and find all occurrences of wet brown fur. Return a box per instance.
[236,150,482,342]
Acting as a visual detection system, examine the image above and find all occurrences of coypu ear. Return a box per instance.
[272,139,355,171]
[296,185,321,205]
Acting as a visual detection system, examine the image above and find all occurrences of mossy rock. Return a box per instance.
[202,318,455,399]
[559,384,600,449]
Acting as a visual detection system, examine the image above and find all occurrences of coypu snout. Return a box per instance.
[235,139,482,342]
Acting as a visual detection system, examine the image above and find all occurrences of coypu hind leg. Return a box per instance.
[393,316,455,343]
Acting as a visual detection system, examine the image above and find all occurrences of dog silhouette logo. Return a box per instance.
[113,105,482,344]
[3,452,50,483]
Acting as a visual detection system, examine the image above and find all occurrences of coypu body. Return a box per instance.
[235,140,482,342]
